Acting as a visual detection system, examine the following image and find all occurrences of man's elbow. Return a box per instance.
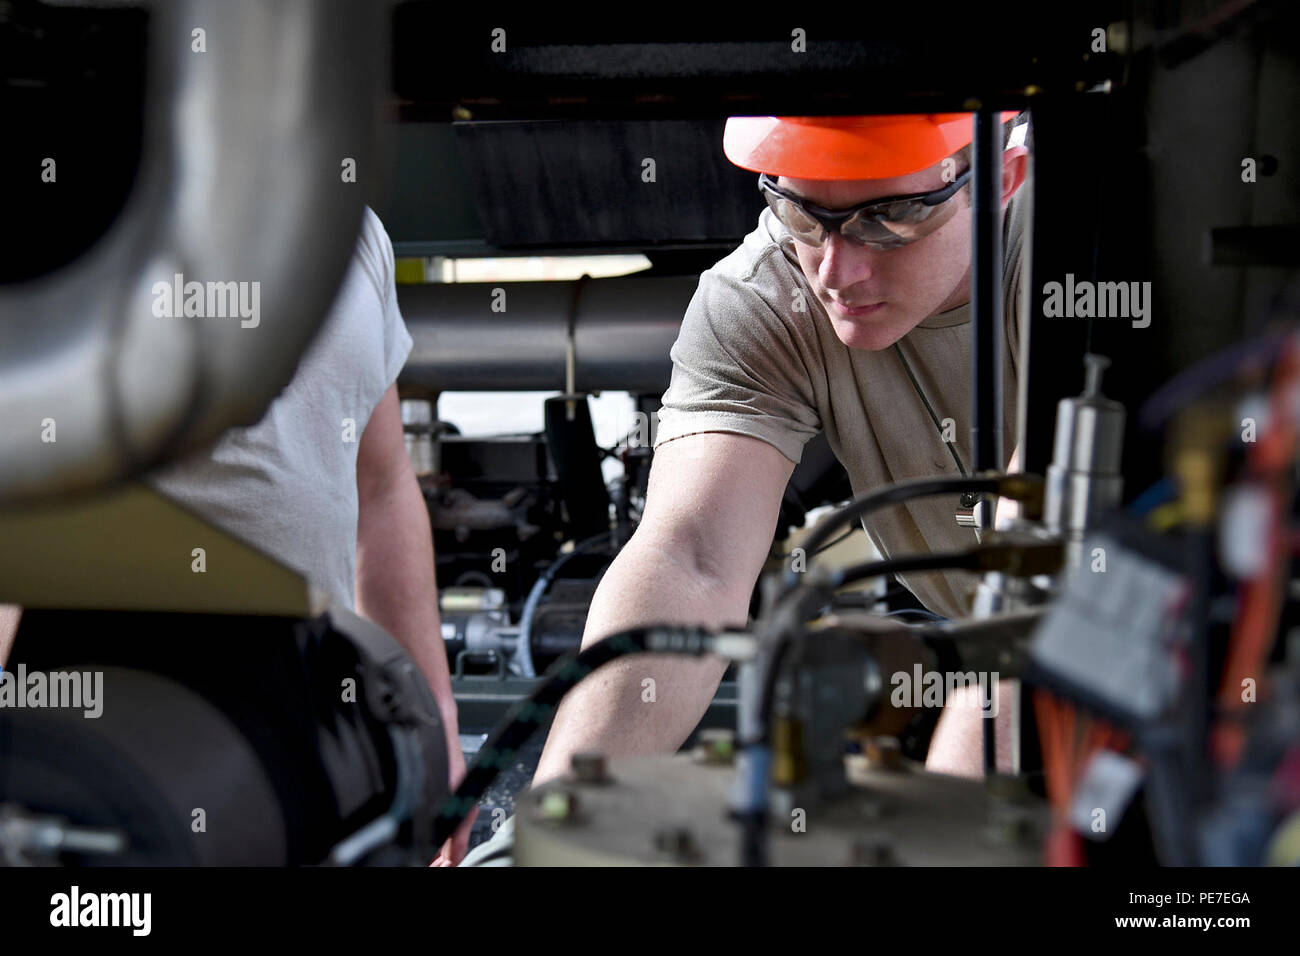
[621,525,756,628]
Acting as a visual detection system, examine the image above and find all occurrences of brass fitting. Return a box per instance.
[770,716,807,787]
[995,473,1046,521]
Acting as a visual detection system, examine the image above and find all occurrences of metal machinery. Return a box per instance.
[3,1,1299,867]
[0,0,448,867]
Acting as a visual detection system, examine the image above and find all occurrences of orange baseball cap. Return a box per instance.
[723,111,1022,180]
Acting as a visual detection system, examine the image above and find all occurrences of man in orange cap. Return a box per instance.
[532,112,1030,786]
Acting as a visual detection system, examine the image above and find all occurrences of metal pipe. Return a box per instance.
[971,108,1005,778]
[0,0,384,504]
[397,276,697,393]
[971,108,1004,479]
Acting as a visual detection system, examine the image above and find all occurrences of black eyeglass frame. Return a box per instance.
[757,168,973,247]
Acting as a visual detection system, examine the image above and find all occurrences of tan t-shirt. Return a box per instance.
[655,193,1026,619]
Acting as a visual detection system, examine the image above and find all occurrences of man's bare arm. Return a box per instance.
[532,432,794,786]
[356,385,454,721]
[0,604,20,667]
[924,679,1018,777]
[355,384,473,863]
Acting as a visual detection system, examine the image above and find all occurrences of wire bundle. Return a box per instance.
[1032,689,1130,866]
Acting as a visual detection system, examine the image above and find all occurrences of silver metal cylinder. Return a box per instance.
[400,399,436,476]
[1044,355,1126,565]
[396,276,698,394]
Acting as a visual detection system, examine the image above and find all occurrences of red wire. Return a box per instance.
[1214,331,1300,767]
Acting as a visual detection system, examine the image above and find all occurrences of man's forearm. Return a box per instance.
[531,537,745,785]
[0,604,20,667]
[355,473,456,730]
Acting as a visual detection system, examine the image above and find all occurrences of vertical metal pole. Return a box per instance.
[971,108,1004,777]
[971,108,1004,481]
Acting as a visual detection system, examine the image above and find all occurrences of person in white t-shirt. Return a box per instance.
[150,207,473,865]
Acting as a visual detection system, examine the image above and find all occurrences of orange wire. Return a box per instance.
[1213,332,1300,766]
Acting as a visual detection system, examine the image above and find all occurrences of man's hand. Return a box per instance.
[430,732,475,866]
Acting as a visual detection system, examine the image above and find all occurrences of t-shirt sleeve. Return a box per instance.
[382,264,413,390]
[654,251,821,464]
[364,206,414,390]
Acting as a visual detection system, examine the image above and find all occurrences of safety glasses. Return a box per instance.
[758,169,972,250]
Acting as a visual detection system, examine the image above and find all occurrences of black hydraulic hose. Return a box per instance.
[828,549,986,590]
[517,530,615,676]
[430,624,717,849]
[791,475,1003,582]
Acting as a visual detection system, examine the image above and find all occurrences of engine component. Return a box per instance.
[398,278,695,393]
[516,754,1046,866]
[0,0,384,504]
[1044,354,1126,568]
[544,396,612,543]
[401,399,439,477]
[1,606,448,866]
[1026,519,1189,725]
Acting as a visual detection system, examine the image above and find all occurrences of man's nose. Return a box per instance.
[818,231,873,291]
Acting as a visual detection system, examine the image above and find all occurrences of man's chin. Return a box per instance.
[827,309,913,351]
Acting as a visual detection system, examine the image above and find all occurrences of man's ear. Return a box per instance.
[1001,145,1029,205]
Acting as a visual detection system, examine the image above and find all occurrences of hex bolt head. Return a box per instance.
[537,788,577,822]
[570,750,610,784]
[865,735,903,770]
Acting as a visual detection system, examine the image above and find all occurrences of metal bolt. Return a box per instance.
[536,788,577,822]
[570,750,610,784]
[865,735,903,770]
[694,729,735,765]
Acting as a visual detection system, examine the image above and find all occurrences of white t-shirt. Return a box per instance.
[147,207,413,610]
